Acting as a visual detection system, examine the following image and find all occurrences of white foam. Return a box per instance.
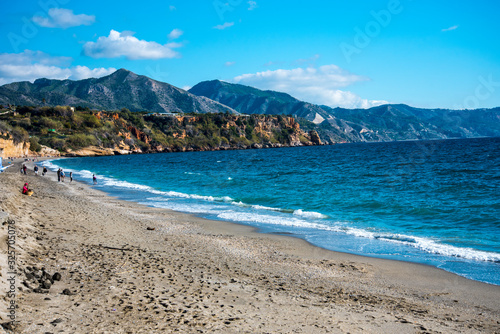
[101,178,153,191]
[231,202,304,215]
[77,169,95,178]
[411,237,500,263]
[163,191,233,202]
[252,204,282,212]
[337,226,500,263]
[217,210,330,230]
[293,209,328,219]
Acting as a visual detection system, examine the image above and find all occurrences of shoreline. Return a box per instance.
[40,157,500,286]
[1,159,499,333]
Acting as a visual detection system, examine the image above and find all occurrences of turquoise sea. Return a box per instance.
[42,137,500,285]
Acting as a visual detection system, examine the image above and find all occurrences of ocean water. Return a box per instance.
[42,137,500,285]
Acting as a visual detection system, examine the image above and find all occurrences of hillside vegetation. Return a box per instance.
[0,106,321,157]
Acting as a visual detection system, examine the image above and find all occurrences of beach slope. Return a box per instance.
[0,160,499,333]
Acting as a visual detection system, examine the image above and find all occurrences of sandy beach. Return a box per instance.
[0,159,499,333]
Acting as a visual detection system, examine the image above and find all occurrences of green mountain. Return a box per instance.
[189,80,330,120]
[0,69,235,114]
[2,70,500,144]
[189,80,500,143]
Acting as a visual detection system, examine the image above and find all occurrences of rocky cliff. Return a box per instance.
[0,106,322,158]
[0,137,30,158]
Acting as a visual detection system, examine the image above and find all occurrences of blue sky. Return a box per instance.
[0,0,499,109]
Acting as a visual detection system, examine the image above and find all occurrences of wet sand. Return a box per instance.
[0,159,499,333]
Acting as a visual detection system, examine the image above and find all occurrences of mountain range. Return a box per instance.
[0,69,234,115]
[189,80,500,143]
[1,69,499,143]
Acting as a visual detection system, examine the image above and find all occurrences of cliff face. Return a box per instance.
[0,107,322,157]
[142,113,321,153]
[0,137,30,158]
[0,136,60,158]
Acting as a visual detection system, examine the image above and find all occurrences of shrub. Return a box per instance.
[54,106,74,117]
[245,125,254,139]
[66,134,97,148]
[45,137,66,151]
[151,129,169,146]
[71,114,84,128]
[29,136,42,152]
[0,121,11,134]
[40,117,63,130]
[18,118,31,128]
[82,114,102,128]
[11,126,29,144]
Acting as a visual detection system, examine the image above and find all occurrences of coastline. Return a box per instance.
[0,159,499,333]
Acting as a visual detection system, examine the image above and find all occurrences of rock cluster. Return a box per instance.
[22,266,62,294]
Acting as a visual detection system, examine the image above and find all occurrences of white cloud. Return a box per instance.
[0,50,115,85]
[169,5,177,11]
[82,30,182,60]
[32,8,95,29]
[442,25,459,32]
[213,22,234,30]
[69,66,118,80]
[233,65,387,109]
[225,61,235,67]
[168,28,183,40]
[248,1,258,10]
[0,50,72,67]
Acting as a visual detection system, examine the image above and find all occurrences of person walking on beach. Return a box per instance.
[23,164,27,175]
[34,165,39,176]
[70,172,73,183]
[57,168,61,182]
[93,174,97,185]
[42,166,47,176]
[61,169,65,182]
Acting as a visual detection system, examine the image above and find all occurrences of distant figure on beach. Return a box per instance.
[93,174,97,185]
[57,168,61,182]
[70,172,73,183]
[34,165,39,176]
[61,169,65,182]
[22,183,33,196]
[42,166,47,176]
[23,164,27,175]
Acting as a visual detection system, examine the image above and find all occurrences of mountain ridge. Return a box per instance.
[0,69,236,115]
[189,79,500,143]
[1,69,500,143]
